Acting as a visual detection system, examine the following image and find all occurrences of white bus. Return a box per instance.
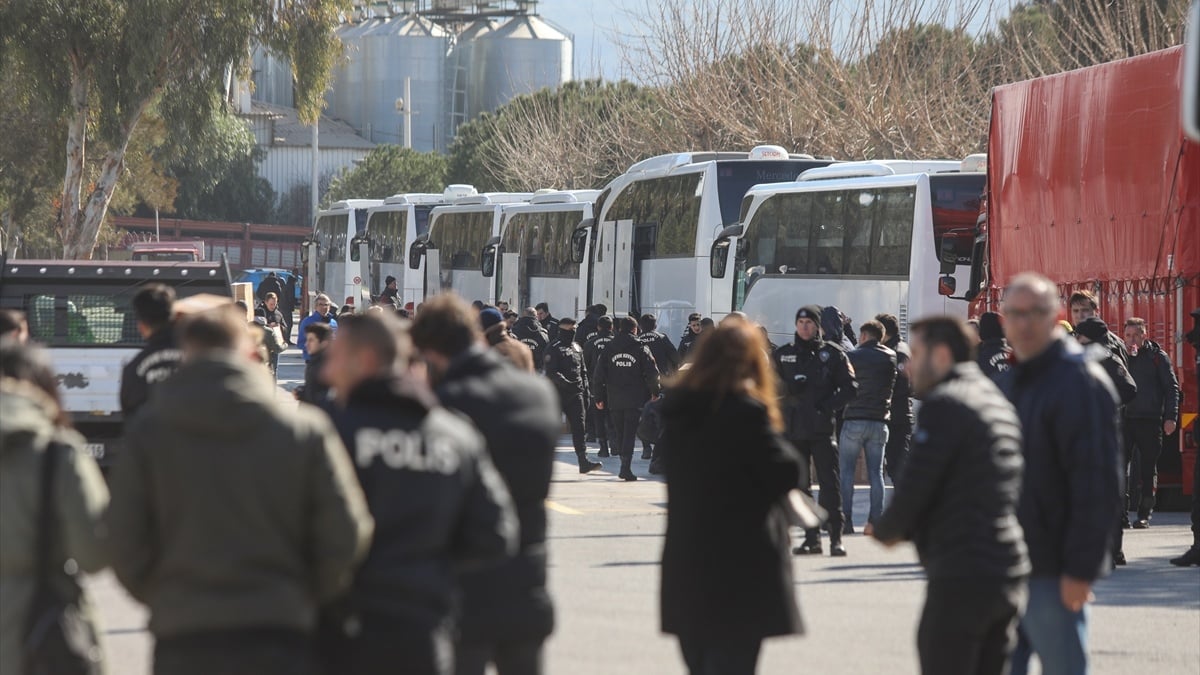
[487,189,600,317]
[579,146,834,339]
[409,193,533,304]
[304,198,383,309]
[365,186,478,307]
[708,158,986,344]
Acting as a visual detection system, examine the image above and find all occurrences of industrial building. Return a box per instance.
[250,0,574,153]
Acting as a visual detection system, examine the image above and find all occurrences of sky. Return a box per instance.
[533,0,1015,83]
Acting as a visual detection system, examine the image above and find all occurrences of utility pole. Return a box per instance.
[311,119,319,226]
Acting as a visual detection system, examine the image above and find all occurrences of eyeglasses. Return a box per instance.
[1003,307,1054,322]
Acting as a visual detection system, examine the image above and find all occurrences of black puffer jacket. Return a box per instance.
[638,330,680,375]
[843,340,896,422]
[873,363,1030,581]
[885,337,913,429]
[592,333,660,410]
[511,317,549,368]
[1125,340,1180,421]
[997,337,1121,582]
[326,376,517,627]
[434,348,561,642]
[543,336,587,395]
[120,328,182,417]
[773,335,857,440]
[977,338,1013,381]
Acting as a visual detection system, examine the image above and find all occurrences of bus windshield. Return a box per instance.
[501,209,585,278]
[431,211,494,271]
[365,210,406,263]
[715,160,830,226]
[929,174,985,264]
[741,185,917,277]
[314,214,349,263]
[414,205,434,237]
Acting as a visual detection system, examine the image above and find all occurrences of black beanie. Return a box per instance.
[1074,317,1109,343]
[795,305,823,322]
[979,312,1004,341]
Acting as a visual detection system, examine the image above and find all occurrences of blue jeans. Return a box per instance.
[1010,576,1089,675]
[839,419,888,527]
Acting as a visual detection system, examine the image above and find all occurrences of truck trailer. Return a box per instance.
[969,46,1199,504]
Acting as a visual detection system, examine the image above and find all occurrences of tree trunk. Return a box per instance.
[59,56,89,258]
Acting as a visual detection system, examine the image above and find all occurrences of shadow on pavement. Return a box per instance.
[1093,562,1200,609]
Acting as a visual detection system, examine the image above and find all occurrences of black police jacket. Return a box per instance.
[575,313,601,345]
[543,337,587,395]
[583,330,614,375]
[997,337,1120,582]
[844,340,896,422]
[977,338,1013,381]
[592,333,660,410]
[434,348,561,641]
[325,376,517,627]
[119,328,182,417]
[1125,340,1180,421]
[773,336,857,440]
[678,329,700,360]
[659,390,803,640]
[511,317,549,367]
[886,337,913,429]
[539,315,559,344]
[873,363,1030,581]
[638,330,680,375]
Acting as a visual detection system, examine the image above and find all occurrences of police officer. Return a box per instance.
[512,307,550,371]
[120,284,182,417]
[773,305,857,556]
[592,316,660,481]
[545,317,604,474]
[584,316,616,457]
[638,313,680,377]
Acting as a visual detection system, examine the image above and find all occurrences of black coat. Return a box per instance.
[326,376,516,627]
[575,313,601,345]
[434,348,560,641]
[677,329,700,360]
[119,328,182,417]
[256,275,285,302]
[511,317,550,368]
[300,349,331,405]
[1125,340,1180,421]
[843,340,896,422]
[885,337,913,429]
[583,330,614,375]
[873,363,1030,581]
[1086,343,1137,407]
[591,333,660,410]
[638,330,680,375]
[543,337,587,395]
[997,337,1121,582]
[659,390,803,640]
[977,338,1013,381]
[773,336,857,440]
[538,315,559,345]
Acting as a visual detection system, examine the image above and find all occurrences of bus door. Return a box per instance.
[591,220,616,312]
[613,219,634,316]
[424,245,442,300]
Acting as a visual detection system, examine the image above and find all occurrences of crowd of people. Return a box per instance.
[0,271,1197,675]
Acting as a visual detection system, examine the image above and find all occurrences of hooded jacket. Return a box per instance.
[1125,340,1180,421]
[325,376,517,627]
[773,335,857,440]
[433,348,561,642]
[997,337,1120,582]
[592,332,660,410]
[873,363,1030,581]
[119,327,182,417]
[106,355,374,638]
[0,381,110,675]
[843,339,897,422]
[511,316,550,368]
[659,390,803,640]
[820,306,854,352]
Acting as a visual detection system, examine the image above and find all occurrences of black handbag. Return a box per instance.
[22,442,102,675]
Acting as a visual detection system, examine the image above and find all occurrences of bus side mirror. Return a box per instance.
[408,241,425,269]
[481,243,497,278]
[938,275,957,296]
[570,228,588,264]
[938,237,957,275]
[710,238,731,278]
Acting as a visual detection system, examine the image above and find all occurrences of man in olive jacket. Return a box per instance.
[107,303,373,675]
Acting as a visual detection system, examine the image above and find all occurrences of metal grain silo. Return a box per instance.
[360,14,449,151]
[327,17,383,136]
[447,19,497,136]
[467,15,573,119]
[251,44,294,108]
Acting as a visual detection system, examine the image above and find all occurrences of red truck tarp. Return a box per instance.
[987,46,1198,288]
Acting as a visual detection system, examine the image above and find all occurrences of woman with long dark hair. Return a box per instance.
[658,317,804,675]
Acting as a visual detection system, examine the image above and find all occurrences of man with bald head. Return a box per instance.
[997,273,1121,675]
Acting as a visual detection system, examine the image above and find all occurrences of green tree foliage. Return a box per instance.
[0,0,347,259]
[169,111,275,223]
[324,145,448,204]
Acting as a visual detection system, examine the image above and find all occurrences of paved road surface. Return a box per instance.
[93,347,1200,674]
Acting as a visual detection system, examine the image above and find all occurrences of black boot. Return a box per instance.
[597,442,610,458]
[1170,545,1200,567]
[793,530,822,555]
[577,454,603,474]
[618,457,637,481]
[641,443,653,460]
